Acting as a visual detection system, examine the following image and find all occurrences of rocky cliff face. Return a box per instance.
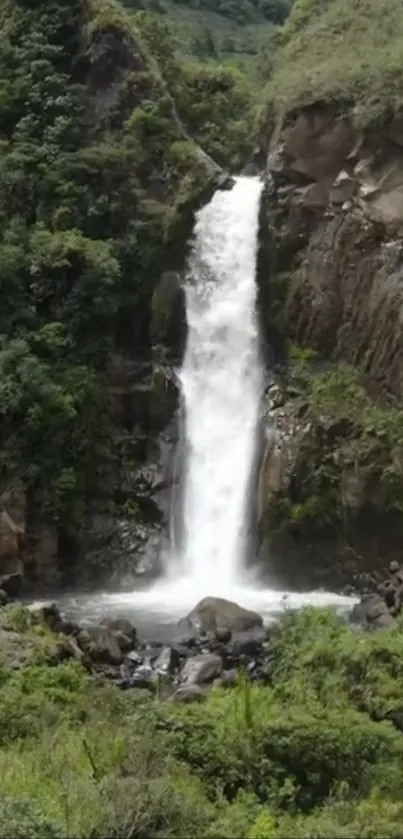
[257,103,403,589]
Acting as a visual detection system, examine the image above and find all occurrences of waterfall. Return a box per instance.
[174,176,264,589]
[54,176,358,625]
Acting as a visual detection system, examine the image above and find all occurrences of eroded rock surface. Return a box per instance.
[264,104,403,402]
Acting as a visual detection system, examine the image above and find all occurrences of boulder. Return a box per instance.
[0,571,22,598]
[170,684,206,703]
[102,617,137,643]
[180,653,222,685]
[130,665,154,690]
[217,668,238,688]
[0,588,8,607]
[350,593,395,629]
[84,627,123,665]
[32,603,63,631]
[228,626,266,659]
[178,596,263,635]
[154,645,181,675]
[215,626,232,644]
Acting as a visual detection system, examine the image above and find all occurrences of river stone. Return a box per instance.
[178,596,263,635]
[130,665,154,689]
[215,626,232,644]
[228,626,266,658]
[101,617,137,643]
[170,684,206,703]
[85,627,123,665]
[350,593,395,629]
[180,652,222,685]
[217,668,238,688]
[154,645,180,675]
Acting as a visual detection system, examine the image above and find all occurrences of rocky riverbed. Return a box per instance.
[0,571,400,704]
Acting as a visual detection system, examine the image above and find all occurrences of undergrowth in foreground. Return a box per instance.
[3,607,403,837]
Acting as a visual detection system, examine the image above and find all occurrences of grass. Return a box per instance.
[3,608,403,835]
[267,0,403,125]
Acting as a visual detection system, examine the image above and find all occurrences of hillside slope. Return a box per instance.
[123,0,293,65]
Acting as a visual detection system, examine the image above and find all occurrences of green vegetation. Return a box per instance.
[268,0,403,125]
[122,0,294,68]
[3,606,403,836]
[277,350,403,528]
[133,11,256,168]
[0,0,251,546]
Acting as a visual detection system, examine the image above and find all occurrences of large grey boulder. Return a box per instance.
[180,653,222,685]
[178,596,263,635]
[350,593,395,629]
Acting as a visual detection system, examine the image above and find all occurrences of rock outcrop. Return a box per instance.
[257,103,403,588]
[265,104,403,400]
[351,561,403,629]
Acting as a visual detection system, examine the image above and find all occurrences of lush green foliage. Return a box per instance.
[273,349,403,528]
[267,0,403,124]
[123,0,294,67]
[133,11,256,169]
[3,607,403,836]
[0,0,237,535]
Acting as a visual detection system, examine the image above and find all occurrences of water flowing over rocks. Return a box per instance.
[8,596,277,700]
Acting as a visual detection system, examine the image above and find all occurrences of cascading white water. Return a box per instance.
[51,176,357,627]
[175,175,264,589]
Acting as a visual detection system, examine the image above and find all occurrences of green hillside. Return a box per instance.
[123,0,293,66]
[268,0,403,125]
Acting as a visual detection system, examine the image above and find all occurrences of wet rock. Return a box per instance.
[179,596,263,635]
[126,649,143,666]
[228,626,266,659]
[113,631,133,653]
[181,653,222,685]
[102,617,137,644]
[215,626,232,644]
[85,627,123,665]
[151,271,187,360]
[148,364,179,432]
[351,593,395,629]
[130,665,154,689]
[0,589,8,606]
[32,603,63,632]
[170,684,206,703]
[0,572,22,598]
[154,645,180,675]
[217,668,238,688]
[389,560,400,574]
